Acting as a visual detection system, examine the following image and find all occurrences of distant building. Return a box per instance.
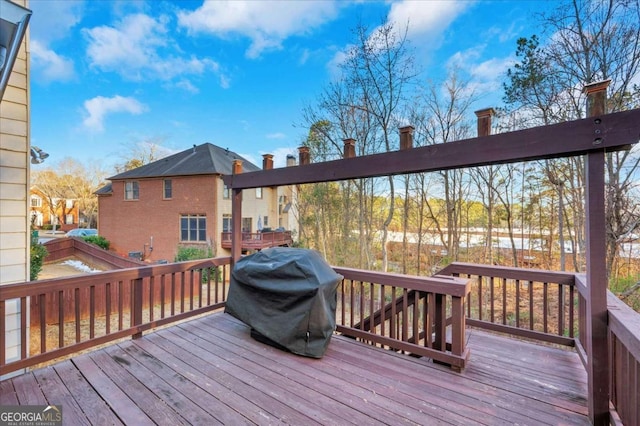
[29,186,80,232]
[96,143,298,262]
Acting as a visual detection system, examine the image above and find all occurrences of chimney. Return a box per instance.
[583,79,611,117]
[399,126,414,150]
[343,138,356,158]
[232,159,243,175]
[286,154,296,167]
[475,108,495,137]
[298,146,310,165]
[262,154,274,170]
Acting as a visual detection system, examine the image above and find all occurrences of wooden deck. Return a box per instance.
[220,231,293,251]
[1,312,589,425]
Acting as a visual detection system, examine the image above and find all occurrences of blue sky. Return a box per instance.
[28,0,554,172]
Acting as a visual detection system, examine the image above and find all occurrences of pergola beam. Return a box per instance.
[223,108,639,190]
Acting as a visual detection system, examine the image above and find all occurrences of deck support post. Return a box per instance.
[583,80,611,425]
[231,160,244,266]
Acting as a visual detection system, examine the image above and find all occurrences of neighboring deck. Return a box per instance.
[221,231,293,251]
[1,312,589,425]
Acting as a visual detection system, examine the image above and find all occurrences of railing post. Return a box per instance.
[262,154,274,170]
[298,146,310,165]
[132,278,143,339]
[231,159,243,265]
[399,125,414,150]
[343,139,356,158]
[474,108,495,137]
[582,79,611,425]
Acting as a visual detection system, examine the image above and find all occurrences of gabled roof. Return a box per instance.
[94,182,112,195]
[108,143,261,180]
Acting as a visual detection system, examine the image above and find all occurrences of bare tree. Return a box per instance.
[300,20,417,271]
[31,158,107,229]
[503,0,640,276]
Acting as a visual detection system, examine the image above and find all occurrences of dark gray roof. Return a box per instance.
[108,143,261,180]
[95,182,112,195]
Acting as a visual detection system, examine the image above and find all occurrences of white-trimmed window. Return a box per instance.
[256,187,263,199]
[223,184,230,199]
[223,214,232,232]
[125,181,139,200]
[30,196,42,208]
[164,179,172,199]
[180,214,207,242]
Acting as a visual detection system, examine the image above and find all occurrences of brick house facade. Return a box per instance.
[97,143,297,263]
[29,186,80,232]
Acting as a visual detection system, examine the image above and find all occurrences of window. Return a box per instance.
[30,196,42,208]
[242,217,252,232]
[223,214,232,232]
[180,215,207,242]
[65,199,74,209]
[163,179,172,199]
[223,184,230,199]
[125,181,139,200]
[263,216,268,227]
[65,214,74,224]
[256,187,263,199]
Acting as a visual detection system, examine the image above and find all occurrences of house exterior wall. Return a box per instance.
[0,0,30,379]
[99,175,221,262]
[98,174,298,262]
[218,180,298,239]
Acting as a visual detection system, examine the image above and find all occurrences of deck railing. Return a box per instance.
[220,231,293,250]
[333,267,471,371]
[2,258,638,424]
[606,290,640,426]
[575,274,640,426]
[0,257,231,375]
[437,262,578,346]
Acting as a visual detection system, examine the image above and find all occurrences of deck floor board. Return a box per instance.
[1,312,590,425]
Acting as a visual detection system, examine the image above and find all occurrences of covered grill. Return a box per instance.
[225,247,342,358]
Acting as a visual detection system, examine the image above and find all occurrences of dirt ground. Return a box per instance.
[39,263,86,280]
[39,259,105,280]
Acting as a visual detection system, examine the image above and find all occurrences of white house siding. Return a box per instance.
[0,0,30,380]
[217,177,299,254]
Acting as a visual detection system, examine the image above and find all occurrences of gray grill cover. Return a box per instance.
[225,247,342,358]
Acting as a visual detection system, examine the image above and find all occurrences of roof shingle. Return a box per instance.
[107,143,261,180]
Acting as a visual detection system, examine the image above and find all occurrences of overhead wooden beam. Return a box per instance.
[223,108,639,189]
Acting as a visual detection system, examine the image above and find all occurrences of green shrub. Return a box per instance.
[174,246,219,282]
[30,243,48,281]
[175,246,212,262]
[83,235,110,250]
[41,224,53,230]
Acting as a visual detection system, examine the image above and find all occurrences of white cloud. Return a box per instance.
[327,45,351,79]
[446,47,484,71]
[329,1,470,78]
[386,0,471,40]
[28,1,83,83]
[83,13,229,89]
[271,147,298,168]
[446,45,514,95]
[266,132,286,139]
[470,57,514,82]
[299,49,311,66]
[29,0,84,43]
[31,40,75,83]
[82,95,147,132]
[177,1,340,58]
